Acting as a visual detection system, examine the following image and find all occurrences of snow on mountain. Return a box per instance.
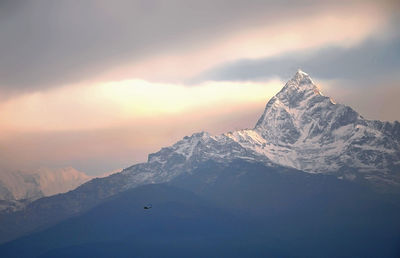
[0,167,91,204]
[2,70,398,214]
[251,70,399,182]
[120,70,400,188]
[30,167,91,196]
[1,70,399,245]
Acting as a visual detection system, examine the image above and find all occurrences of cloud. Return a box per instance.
[0,75,284,174]
[0,0,394,94]
[0,79,280,174]
[194,32,400,84]
[0,78,283,133]
[1,0,399,175]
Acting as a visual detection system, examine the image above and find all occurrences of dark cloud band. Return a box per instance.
[193,32,400,85]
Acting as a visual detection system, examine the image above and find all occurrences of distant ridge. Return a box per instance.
[0,167,90,212]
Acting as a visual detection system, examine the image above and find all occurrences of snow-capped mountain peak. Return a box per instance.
[117,70,400,191]
[254,70,331,145]
[284,69,315,89]
[278,69,322,99]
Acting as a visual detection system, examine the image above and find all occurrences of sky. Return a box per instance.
[0,0,399,175]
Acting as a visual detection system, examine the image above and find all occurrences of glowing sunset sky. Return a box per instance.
[0,0,399,175]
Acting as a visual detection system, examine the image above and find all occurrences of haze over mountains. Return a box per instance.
[0,167,91,212]
[0,71,399,257]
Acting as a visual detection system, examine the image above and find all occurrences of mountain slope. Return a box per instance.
[0,184,240,258]
[0,70,399,244]
[1,161,399,258]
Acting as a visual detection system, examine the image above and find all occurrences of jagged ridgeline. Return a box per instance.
[0,71,399,257]
[125,69,400,189]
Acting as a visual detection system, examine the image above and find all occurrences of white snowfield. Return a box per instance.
[122,70,400,187]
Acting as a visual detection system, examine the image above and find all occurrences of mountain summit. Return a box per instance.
[255,69,326,143]
[122,70,399,188]
[251,70,400,183]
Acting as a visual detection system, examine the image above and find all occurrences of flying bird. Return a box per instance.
[144,204,152,210]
